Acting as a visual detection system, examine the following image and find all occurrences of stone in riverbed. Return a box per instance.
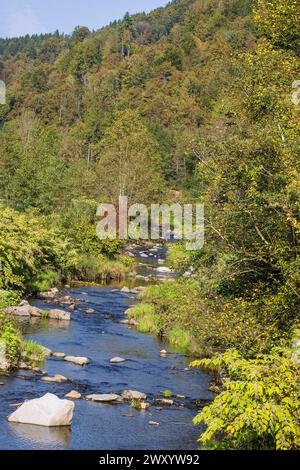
[140,402,150,410]
[47,309,70,321]
[122,390,147,401]
[85,308,95,314]
[52,352,66,358]
[64,356,90,366]
[30,307,43,317]
[38,288,59,300]
[41,375,68,384]
[121,287,130,293]
[156,266,173,274]
[65,390,81,400]
[110,357,126,364]
[86,394,122,403]
[8,393,74,427]
[158,398,174,406]
[41,346,52,357]
[148,421,159,426]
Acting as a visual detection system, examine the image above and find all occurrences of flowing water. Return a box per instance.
[0,246,212,450]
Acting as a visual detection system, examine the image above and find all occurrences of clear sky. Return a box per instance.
[0,0,169,38]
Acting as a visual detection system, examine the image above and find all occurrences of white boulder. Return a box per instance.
[8,393,74,427]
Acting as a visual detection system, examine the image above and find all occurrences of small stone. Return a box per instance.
[52,352,66,358]
[140,402,150,410]
[122,390,147,401]
[68,304,75,311]
[160,349,168,355]
[48,309,70,321]
[121,287,130,293]
[85,309,95,314]
[159,399,174,406]
[30,307,43,317]
[41,375,68,384]
[86,394,122,403]
[110,357,126,364]
[148,421,159,426]
[19,362,30,370]
[65,390,81,400]
[64,356,90,366]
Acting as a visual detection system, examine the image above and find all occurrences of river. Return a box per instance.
[0,245,212,450]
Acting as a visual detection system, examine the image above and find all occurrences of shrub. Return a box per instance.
[0,314,21,369]
[0,290,21,309]
[191,349,300,450]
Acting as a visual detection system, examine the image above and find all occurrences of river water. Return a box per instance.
[0,246,212,450]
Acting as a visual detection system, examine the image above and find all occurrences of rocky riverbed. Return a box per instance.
[0,245,212,450]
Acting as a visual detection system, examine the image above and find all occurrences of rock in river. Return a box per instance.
[41,375,68,384]
[38,288,59,300]
[122,390,147,401]
[8,393,74,427]
[48,309,70,321]
[64,356,90,366]
[52,352,66,358]
[86,394,122,403]
[65,390,82,400]
[110,357,126,364]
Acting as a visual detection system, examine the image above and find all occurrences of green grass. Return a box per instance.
[136,313,161,335]
[29,269,61,293]
[167,326,191,353]
[21,341,48,366]
[73,254,129,282]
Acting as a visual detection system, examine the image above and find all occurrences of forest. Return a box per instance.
[0,0,299,451]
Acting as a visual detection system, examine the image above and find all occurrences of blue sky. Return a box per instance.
[0,0,169,38]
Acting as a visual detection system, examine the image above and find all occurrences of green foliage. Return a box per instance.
[0,290,21,309]
[254,0,300,52]
[0,314,21,369]
[191,349,300,450]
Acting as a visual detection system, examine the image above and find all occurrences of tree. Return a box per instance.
[94,109,165,204]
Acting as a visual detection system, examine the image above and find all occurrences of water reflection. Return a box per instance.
[9,423,71,448]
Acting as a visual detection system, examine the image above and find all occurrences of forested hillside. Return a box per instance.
[0,0,299,450]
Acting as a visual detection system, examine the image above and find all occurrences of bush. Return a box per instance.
[191,349,300,450]
[0,314,21,369]
[0,290,21,309]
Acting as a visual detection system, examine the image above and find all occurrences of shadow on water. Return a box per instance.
[0,244,212,450]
